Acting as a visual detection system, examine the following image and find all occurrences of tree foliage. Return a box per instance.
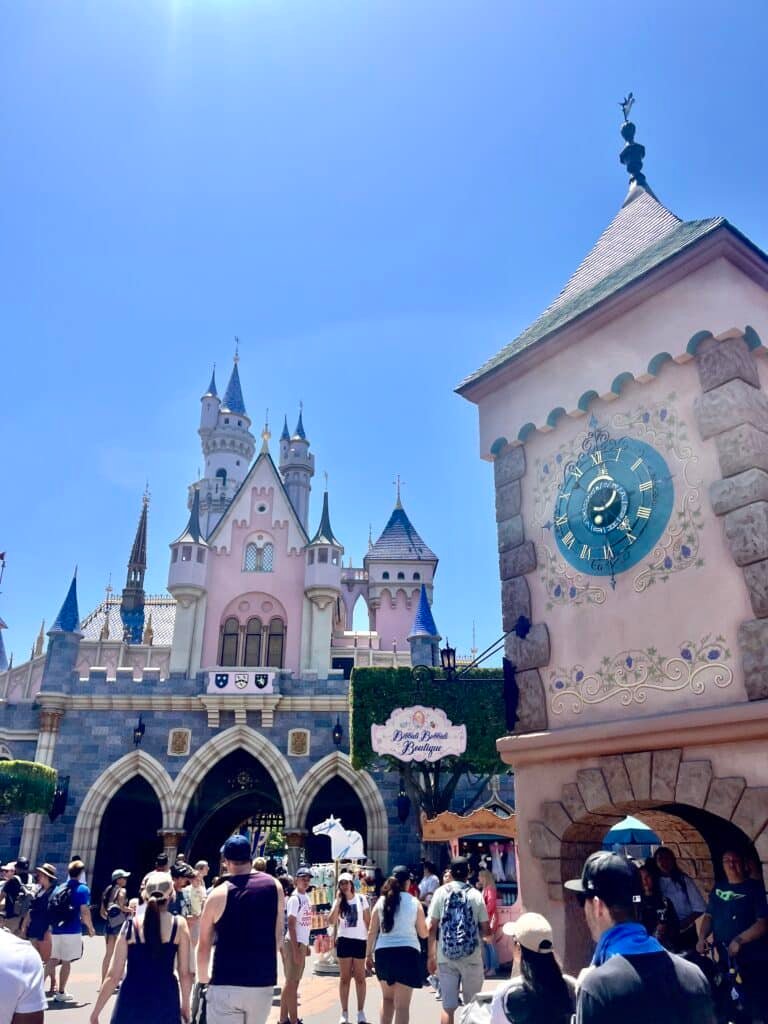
[350,667,506,825]
[0,760,57,815]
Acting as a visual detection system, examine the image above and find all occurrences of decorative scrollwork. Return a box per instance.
[549,634,732,715]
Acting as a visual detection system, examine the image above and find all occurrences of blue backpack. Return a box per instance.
[439,884,479,960]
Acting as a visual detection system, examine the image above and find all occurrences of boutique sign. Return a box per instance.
[371,705,467,762]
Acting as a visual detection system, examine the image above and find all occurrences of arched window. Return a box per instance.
[382,571,390,580]
[267,618,285,668]
[219,617,239,666]
[397,571,405,580]
[243,542,274,572]
[413,572,421,580]
[243,617,263,666]
[216,468,227,487]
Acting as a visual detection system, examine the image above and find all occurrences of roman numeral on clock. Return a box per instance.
[580,544,590,560]
[590,450,603,465]
[554,514,568,527]
[636,506,652,519]
[639,480,653,492]
[562,530,575,549]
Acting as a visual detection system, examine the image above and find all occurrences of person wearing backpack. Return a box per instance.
[427,857,490,1024]
[48,858,95,1003]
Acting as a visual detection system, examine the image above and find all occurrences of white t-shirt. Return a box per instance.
[337,894,369,941]
[0,928,47,1024]
[285,891,312,945]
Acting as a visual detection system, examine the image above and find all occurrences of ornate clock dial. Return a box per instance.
[553,437,673,579]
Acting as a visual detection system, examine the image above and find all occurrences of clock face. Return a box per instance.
[553,437,673,578]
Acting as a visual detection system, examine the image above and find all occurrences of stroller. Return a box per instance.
[684,943,749,1024]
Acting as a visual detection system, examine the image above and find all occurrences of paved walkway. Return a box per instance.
[44,936,504,1023]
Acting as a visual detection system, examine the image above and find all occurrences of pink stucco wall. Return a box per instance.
[201,484,306,674]
[374,586,422,653]
[521,356,751,728]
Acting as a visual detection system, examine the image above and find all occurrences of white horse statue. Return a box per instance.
[312,815,365,861]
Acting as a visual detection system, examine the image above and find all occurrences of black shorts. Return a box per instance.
[337,937,366,960]
[374,946,423,988]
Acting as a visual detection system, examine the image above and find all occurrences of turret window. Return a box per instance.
[172,549,178,563]
[307,550,315,565]
[267,618,285,668]
[382,571,390,580]
[318,548,328,564]
[413,572,421,580]
[181,546,192,562]
[196,548,206,564]
[216,468,227,487]
[244,541,274,573]
[397,572,405,580]
[219,617,239,666]
[244,617,263,666]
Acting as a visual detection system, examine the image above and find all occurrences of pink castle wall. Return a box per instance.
[201,485,306,674]
[374,586,423,654]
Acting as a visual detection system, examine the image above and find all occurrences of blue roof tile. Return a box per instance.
[51,574,80,633]
[309,492,342,546]
[281,415,290,441]
[410,584,440,638]
[80,595,177,645]
[204,366,218,397]
[222,363,246,415]
[293,409,306,439]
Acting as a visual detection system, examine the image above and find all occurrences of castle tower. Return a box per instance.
[365,492,438,656]
[120,493,149,643]
[40,572,82,694]
[196,355,256,536]
[302,490,343,677]
[168,488,208,677]
[408,583,441,667]
[279,407,315,531]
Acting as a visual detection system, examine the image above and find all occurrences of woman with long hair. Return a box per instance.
[637,858,679,950]
[328,871,371,1024]
[89,871,193,1024]
[489,912,576,1024]
[366,866,429,1024]
[477,868,500,978]
[654,846,705,952]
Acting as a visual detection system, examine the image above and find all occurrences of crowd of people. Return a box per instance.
[1,841,767,1024]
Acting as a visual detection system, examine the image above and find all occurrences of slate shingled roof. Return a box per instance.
[458,186,724,391]
[80,596,177,645]
[309,492,342,547]
[51,575,80,633]
[221,362,246,415]
[366,506,437,562]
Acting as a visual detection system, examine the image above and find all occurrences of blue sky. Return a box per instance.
[1,0,766,664]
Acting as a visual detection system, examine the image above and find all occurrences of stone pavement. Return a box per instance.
[44,936,503,1023]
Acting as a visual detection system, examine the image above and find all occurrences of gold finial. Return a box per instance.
[234,336,240,363]
[393,475,404,508]
[143,613,154,646]
[34,620,45,657]
[261,408,271,453]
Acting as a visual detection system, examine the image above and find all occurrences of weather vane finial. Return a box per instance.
[620,92,635,122]
[618,92,648,191]
[324,470,329,490]
[393,475,404,508]
[234,336,240,363]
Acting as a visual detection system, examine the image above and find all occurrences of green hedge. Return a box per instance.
[0,760,57,815]
[350,666,505,774]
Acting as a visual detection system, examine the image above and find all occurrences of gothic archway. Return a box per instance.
[70,751,174,877]
[92,776,163,902]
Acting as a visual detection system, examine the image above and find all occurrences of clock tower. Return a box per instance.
[459,100,768,969]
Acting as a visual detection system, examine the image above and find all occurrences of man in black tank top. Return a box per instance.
[197,835,284,1024]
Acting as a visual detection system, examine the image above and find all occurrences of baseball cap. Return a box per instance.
[143,871,173,899]
[15,857,29,870]
[295,866,314,879]
[450,856,470,870]
[171,862,196,879]
[1,862,15,871]
[564,851,642,906]
[338,872,354,883]
[391,865,412,883]
[112,869,131,881]
[502,912,554,953]
[155,853,169,867]
[220,835,252,861]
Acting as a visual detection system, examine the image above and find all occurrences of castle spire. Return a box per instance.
[34,620,45,657]
[221,358,246,415]
[203,364,217,398]
[294,403,306,440]
[309,489,342,547]
[121,491,149,642]
[51,572,80,634]
[281,415,290,441]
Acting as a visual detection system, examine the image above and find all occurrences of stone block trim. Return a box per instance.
[694,379,768,441]
[724,502,768,566]
[738,619,768,700]
[696,335,760,393]
[529,751,768,904]
[710,469,768,516]
[743,561,768,618]
[715,424,768,479]
[695,336,768,699]
[492,443,549,735]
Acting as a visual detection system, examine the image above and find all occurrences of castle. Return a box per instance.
[0,356,450,893]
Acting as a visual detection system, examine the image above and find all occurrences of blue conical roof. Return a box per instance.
[204,366,218,397]
[410,584,440,638]
[293,409,306,439]
[51,574,80,633]
[280,415,290,441]
[222,362,246,415]
[174,488,206,545]
[309,492,342,546]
